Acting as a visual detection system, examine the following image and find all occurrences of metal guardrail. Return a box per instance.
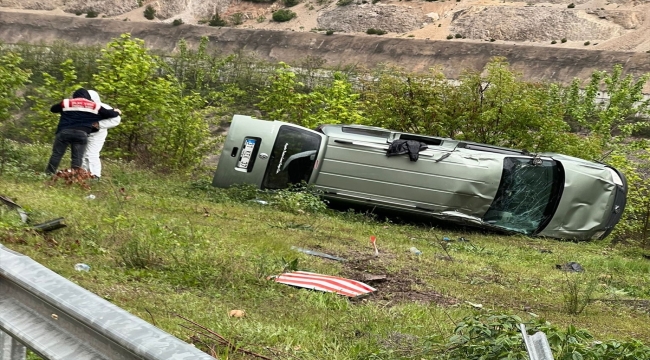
[0,244,215,360]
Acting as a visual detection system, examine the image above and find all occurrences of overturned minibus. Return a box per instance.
[212,115,627,240]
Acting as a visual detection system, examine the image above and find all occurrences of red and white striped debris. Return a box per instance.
[272,271,377,297]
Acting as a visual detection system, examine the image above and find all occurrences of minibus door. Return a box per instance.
[212,115,280,188]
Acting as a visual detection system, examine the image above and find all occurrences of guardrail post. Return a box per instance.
[0,330,25,360]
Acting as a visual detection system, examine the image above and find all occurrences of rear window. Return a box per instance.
[261,126,322,190]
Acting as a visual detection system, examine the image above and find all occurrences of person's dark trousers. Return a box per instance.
[45,129,89,175]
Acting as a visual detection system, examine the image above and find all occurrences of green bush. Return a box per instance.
[366,28,387,35]
[272,9,297,22]
[208,12,227,26]
[326,30,335,35]
[230,12,244,25]
[143,5,156,20]
[85,10,99,18]
[490,38,495,42]
[455,33,462,38]
[337,0,354,5]
[75,11,83,16]
[568,2,575,7]
[172,18,184,26]
[551,40,557,44]
[584,41,590,46]
[447,34,453,39]
[561,38,567,43]
[284,0,300,6]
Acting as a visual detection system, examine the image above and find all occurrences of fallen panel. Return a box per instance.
[0,195,27,223]
[290,246,346,261]
[32,218,66,232]
[272,271,376,297]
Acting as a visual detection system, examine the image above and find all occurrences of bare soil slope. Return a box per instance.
[1,0,650,52]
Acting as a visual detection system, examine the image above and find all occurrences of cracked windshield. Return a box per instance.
[483,157,562,235]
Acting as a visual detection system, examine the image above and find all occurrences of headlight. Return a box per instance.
[608,168,624,186]
[592,230,606,240]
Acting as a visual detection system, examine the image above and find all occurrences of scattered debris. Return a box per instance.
[370,235,379,256]
[271,271,376,297]
[291,246,346,261]
[357,274,387,283]
[520,323,554,360]
[0,194,28,223]
[85,194,96,200]
[250,199,268,205]
[409,247,422,255]
[33,217,67,232]
[228,310,245,318]
[74,263,90,272]
[540,249,553,254]
[49,168,94,189]
[556,262,584,272]
[466,301,483,309]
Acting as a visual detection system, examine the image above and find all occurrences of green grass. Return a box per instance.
[2,142,650,358]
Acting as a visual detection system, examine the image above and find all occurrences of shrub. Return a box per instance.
[208,12,227,26]
[455,33,462,38]
[551,40,557,44]
[438,23,441,27]
[172,18,184,26]
[337,0,354,5]
[490,38,495,42]
[230,12,244,25]
[272,9,297,22]
[326,30,335,35]
[144,5,156,20]
[568,2,575,7]
[85,10,99,18]
[561,37,567,43]
[75,11,83,16]
[447,34,453,39]
[366,28,387,35]
[584,41,590,46]
[284,0,300,6]
[257,15,266,23]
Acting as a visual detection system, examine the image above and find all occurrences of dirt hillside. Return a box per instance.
[1,0,649,52]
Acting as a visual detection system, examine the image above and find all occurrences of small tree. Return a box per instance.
[0,51,31,173]
[272,9,297,22]
[144,5,156,20]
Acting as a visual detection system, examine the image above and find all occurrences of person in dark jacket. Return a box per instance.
[45,88,121,175]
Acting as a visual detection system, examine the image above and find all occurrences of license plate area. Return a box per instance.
[235,137,261,172]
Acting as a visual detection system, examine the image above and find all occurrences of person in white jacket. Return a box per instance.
[82,90,121,178]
